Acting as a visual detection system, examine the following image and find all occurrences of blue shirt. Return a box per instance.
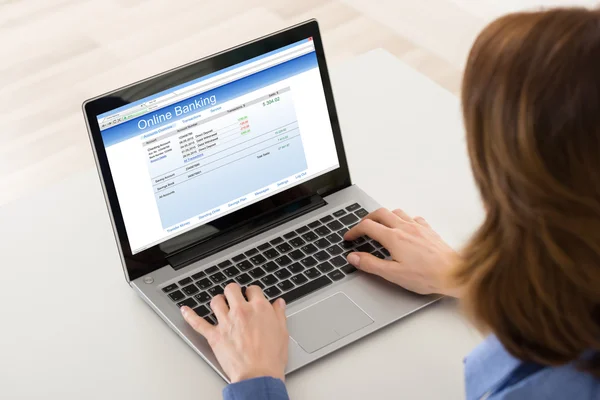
[223,336,599,400]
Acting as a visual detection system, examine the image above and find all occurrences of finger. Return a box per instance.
[414,216,430,227]
[392,209,414,222]
[245,285,267,302]
[224,283,246,307]
[210,295,229,322]
[347,252,397,278]
[181,306,215,338]
[362,208,404,228]
[273,298,287,325]
[344,218,394,249]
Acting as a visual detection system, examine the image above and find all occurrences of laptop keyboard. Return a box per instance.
[161,203,385,325]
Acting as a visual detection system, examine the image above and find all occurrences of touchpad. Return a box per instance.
[288,293,374,353]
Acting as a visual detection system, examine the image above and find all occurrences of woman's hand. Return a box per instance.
[181,283,289,383]
[344,208,461,298]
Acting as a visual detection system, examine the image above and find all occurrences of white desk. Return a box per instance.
[0,49,484,399]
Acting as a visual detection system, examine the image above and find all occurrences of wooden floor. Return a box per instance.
[0,0,595,205]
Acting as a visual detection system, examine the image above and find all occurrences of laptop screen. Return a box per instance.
[96,38,340,255]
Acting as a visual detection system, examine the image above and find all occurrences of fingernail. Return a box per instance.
[278,298,286,309]
[180,306,188,316]
[347,253,360,266]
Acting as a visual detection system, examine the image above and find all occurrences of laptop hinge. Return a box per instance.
[167,195,327,270]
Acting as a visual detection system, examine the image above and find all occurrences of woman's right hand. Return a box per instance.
[343,208,462,298]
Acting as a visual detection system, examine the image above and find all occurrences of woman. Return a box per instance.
[180,7,600,399]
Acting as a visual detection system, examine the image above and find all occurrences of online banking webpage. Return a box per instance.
[98,39,340,254]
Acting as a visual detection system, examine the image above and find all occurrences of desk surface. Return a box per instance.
[1,49,484,400]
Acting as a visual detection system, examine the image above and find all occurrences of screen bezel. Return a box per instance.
[83,20,351,282]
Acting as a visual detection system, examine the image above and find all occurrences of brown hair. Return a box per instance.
[454,8,600,376]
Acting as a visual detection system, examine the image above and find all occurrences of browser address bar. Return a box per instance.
[122,41,315,120]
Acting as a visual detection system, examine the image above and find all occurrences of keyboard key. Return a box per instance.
[300,256,318,267]
[232,254,246,263]
[191,271,206,280]
[276,242,293,253]
[353,236,366,244]
[270,237,284,245]
[208,286,224,296]
[235,273,252,285]
[291,273,308,285]
[177,298,198,308]
[326,244,344,256]
[223,266,241,277]
[192,305,210,317]
[261,274,278,286]
[162,283,178,293]
[222,279,236,288]
[338,228,349,237]
[250,254,267,265]
[182,284,199,296]
[356,243,376,253]
[257,242,271,251]
[196,278,212,290]
[290,237,306,247]
[326,233,342,243]
[381,248,391,257]
[264,286,282,299]
[280,276,333,305]
[315,226,331,236]
[341,240,354,249]
[314,250,330,262]
[295,226,309,234]
[264,248,280,259]
[275,255,292,267]
[194,292,211,303]
[320,215,334,223]
[372,250,385,259]
[168,290,185,302]
[218,260,232,269]
[327,220,344,231]
[206,266,219,274]
[340,213,359,225]
[305,267,321,279]
[302,231,318,242]
[355,208,369,218]
[244,248,259,256]
[371,240,383,248]
[210,272,227,284]
[349,223,358,229]
[333,209,347,217]
[328,270,345,281]
[250,280,265,289]
[301,243,318,254]
[237,260,253,271]
[275,268,292,280]
[330,256,346,267]
[277,279,295,291]
[346,203,361,212]
[263,261,279,273]
[317,261,334,273]
[308,220,321,229]
[341,265,357,274]
[289,262,304,274]
[315,238,331,249]
[178,277,193,286]
[289,249,305,260]
[283,231,297,240]
[204,315,217,325]
[248,267,266,279]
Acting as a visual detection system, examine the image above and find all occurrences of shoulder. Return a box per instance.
[464,336,600,400]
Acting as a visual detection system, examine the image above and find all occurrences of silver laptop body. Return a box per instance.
[83,20,439,381]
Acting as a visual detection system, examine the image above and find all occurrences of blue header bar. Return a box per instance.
[97,39,311,121]
[100,52,318,147]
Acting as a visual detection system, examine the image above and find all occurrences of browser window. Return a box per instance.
[98,39,340,254]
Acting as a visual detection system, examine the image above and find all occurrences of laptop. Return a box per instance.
[83,20,440,381]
